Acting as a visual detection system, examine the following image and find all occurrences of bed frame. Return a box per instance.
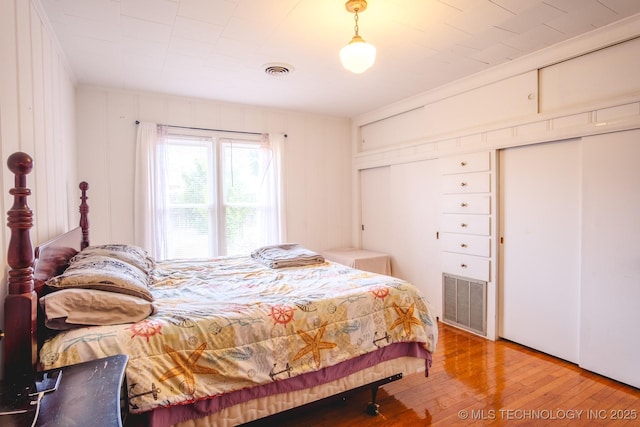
[2,151,427,425]
[2,152,90,385]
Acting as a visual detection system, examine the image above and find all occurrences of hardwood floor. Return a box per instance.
[246,322,640,426]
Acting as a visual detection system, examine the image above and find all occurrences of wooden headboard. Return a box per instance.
[2,152,90,383]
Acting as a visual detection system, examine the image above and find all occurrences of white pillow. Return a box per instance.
[71,244,154,273]
[46,255,153,301]
[40,288,157,330]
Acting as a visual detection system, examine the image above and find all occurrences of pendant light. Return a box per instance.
[340,0,376,74]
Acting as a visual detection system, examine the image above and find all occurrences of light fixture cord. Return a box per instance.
[353,9,360,36]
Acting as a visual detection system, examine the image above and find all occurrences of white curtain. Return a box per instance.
[134,122,168,258]
[260,132,287,244]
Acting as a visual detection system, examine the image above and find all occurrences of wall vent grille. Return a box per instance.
[443,273,487,336]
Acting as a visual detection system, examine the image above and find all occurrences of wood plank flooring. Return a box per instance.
[246,322,640,426]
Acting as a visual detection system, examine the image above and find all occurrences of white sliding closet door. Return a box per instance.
[390,160,442,316]
[360,166,391,254]
[499,139,581,363]
[580,129,640,388]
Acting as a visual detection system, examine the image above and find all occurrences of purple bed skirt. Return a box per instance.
[127,342,432,427]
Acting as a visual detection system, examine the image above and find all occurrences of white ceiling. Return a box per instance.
[40,0,640,118]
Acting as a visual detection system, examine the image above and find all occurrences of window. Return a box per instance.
[163,137,214,259]
[221,140,276,256]
[135,124,284,260]
[155,132,280,259]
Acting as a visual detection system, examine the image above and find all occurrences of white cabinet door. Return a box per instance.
[360,166,391,254]
[580,130,640,388]
[390,159,442,317]
[359,161,442,317]
[499,139,581,363]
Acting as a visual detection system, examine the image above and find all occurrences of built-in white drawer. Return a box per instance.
[442,171,490,194]
[441,233,490,257]
[442,252,490,282]
[442,194,491,214]
[441,214,490,235]
[440,151,490,175]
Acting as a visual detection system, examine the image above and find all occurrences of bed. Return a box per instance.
[2,151,438,426]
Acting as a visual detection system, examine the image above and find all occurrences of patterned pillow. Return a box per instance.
[46,255,153,301]
[40,288,157,330]
[71,244,154,273]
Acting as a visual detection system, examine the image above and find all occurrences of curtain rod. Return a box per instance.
[135,120,266,136]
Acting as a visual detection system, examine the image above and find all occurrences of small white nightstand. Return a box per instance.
[322,247,391,275]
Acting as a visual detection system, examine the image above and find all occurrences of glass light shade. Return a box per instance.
[340,35,376,74]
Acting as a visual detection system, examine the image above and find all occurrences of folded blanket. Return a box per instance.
[251,243,325,269]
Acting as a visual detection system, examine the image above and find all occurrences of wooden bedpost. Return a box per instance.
[3,152,37,383]
[79,181,89,249]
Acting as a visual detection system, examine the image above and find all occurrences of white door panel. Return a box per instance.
[360,167,391,254]
[580,129,640,388]
[499,139,581,363]
[390,160,442,317]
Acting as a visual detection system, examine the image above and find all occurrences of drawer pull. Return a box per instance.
[460,263,468,268]
[460,243,468,248]
[460,202,468,207]
[460,223,468,228]
[460,161,467,167]
[460,182,468,187]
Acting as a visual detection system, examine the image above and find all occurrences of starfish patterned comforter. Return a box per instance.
[39,255,438,414]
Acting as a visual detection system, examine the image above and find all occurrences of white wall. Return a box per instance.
[75,86,352,253]
[0,0,77,371]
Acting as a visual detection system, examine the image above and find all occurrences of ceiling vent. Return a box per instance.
[264,63,294,76]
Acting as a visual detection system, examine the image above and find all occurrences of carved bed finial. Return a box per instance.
[79,181,89,249]
[4,151,37,382]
